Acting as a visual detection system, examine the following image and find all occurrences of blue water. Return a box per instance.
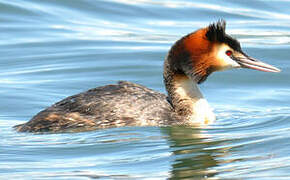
[1,0,290,179]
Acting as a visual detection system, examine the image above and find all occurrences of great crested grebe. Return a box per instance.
[15,20,280,133]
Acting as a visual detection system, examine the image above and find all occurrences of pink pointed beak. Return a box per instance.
[235,54,281,73]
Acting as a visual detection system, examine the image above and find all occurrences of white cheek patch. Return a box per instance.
[217,45,241,70]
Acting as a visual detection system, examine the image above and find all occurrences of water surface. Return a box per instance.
[1,0,290,179]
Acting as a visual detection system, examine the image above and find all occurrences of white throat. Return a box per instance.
[173,76,216,125]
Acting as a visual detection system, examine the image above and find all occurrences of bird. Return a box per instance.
[14,20,280,133]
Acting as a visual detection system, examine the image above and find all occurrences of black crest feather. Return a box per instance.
[206,20,241,51]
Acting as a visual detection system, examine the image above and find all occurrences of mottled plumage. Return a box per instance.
[15,81,184,132]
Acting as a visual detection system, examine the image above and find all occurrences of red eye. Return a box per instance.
[226,50,232,56]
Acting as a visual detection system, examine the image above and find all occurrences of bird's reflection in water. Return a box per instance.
[162,126,232,179]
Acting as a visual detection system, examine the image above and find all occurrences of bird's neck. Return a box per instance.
[164,61,215,125]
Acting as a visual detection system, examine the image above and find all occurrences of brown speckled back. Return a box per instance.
[15,81,176,133]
